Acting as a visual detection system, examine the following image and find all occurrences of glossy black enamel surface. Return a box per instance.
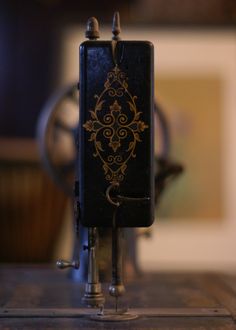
[78,40,154,227]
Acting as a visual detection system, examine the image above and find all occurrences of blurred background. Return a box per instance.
[1,0,236,272]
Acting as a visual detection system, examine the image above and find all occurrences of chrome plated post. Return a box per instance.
[109,227,125,299]
[82,227,105,308]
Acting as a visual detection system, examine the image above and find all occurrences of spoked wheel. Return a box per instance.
[37,84,79,196]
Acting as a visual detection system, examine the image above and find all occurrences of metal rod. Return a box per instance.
[109,209,125,300]
[88,228,99,284]
[82,227,105,308]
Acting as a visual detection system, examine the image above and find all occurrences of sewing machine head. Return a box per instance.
[57,12,154,320]
[36,12,184,321]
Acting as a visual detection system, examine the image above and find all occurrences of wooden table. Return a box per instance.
[0,266,236,329]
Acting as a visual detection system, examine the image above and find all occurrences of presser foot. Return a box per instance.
[90,309,138,321]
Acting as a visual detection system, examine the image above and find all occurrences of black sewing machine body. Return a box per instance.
[79,40,154,227]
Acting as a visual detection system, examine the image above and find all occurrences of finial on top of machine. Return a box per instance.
[112,12,121,40]
[85,17,100,40]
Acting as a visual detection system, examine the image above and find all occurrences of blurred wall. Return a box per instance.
[1,0,236,267]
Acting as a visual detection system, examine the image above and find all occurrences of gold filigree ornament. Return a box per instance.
[83,65,148,184]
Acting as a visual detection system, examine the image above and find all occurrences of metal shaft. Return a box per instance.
[88,228,99,284]
[82,227,105,308]
[109,225,125,299]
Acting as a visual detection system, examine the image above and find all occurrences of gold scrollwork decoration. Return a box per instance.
[83,65,148,184]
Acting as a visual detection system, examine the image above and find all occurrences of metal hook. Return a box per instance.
[106,183,120,207]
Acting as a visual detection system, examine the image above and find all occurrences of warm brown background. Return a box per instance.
[157,76,222,219]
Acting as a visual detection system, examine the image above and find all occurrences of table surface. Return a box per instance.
[1,266,236,329]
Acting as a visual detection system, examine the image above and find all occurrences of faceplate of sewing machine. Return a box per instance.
[79,40,154,227]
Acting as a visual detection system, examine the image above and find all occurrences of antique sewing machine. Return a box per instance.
[37,12,183,321]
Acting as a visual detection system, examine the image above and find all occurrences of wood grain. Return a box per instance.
[0,267,236,329]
